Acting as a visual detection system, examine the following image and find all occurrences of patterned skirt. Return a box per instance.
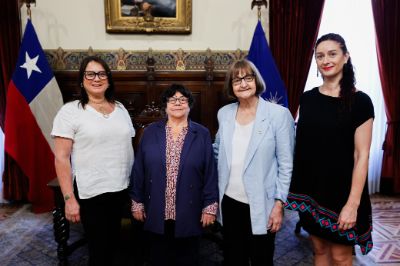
[285,192,373,255]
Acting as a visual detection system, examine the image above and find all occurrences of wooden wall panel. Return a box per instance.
[54,71,229,137]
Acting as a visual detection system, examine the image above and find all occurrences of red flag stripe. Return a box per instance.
[5,81,55,212]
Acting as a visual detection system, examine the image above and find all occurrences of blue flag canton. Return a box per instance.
[247,21,288,107]
[12,19,54,104]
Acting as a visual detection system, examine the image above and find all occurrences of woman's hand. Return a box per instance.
[201,213,216,227]
[338,203,358,231]
[65,197,80,223]
[268,200,284,233]
[132,210,146,222]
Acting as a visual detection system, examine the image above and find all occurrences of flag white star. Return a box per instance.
[267,91,283,105]
[20,52,42,79]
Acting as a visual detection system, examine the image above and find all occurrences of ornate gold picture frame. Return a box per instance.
[105,0,192,34]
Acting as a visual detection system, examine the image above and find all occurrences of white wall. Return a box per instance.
[20,0,269,50]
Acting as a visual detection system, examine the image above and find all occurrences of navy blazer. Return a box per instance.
[129,119,218,237]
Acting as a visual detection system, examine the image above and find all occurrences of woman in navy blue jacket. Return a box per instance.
[130,84,218,266]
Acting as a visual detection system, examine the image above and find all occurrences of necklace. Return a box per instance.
[89,99,111,119]
[166,120,188,129]
[98,106,110,119]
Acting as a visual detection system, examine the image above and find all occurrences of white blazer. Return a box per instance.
[214,98,295,234]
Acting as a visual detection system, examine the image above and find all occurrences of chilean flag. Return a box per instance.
[4,19,63,212]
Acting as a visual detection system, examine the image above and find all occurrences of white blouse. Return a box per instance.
[225,120,254,204]
[51,100,135,199]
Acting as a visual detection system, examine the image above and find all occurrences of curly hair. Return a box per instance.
[160,83,195,111]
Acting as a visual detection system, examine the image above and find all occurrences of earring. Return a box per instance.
[80,83,83,87]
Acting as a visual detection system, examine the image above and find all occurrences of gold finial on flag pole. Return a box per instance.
[22,0,36,21]
[251,0,268,20]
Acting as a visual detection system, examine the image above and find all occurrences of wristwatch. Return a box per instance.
[275,198,284,207]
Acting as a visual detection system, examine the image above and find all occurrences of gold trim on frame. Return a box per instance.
[105,0,192,34]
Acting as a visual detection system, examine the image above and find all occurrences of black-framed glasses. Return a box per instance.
[167,96,189,104]
[84,71,108,80]
[232,74,255,86]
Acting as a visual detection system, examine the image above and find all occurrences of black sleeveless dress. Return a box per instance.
[286,87,374,255]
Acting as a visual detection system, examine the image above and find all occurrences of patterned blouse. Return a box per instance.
[132,124,218,219]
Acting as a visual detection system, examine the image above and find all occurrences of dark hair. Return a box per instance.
[315,33,356,109]
[224,59,265,100]
[160,84,195,111]
[78,56,115,108]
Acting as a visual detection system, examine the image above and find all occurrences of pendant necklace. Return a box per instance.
[89,99,110,119]
[98,106,110,119]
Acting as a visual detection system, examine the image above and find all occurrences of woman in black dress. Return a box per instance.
[286,33,374,265]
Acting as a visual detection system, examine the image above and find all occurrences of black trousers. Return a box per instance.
[148,220,199,266]
[78,189,127,266]
[221,195,276,266]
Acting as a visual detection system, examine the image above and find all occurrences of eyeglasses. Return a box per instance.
[167,97,189,104]
[84,71,108,80]
[232,74,255,86]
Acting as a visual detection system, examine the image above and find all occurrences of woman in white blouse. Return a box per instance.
[52,56,135,266]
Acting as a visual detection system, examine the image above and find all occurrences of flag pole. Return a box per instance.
[21,0,36,21]
[251,0,268,21]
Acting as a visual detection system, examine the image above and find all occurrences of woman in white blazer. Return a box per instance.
[214,59,295,266]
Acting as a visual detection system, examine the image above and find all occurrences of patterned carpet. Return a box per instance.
[364,195,400,264]
[0,194,399,266]
[0,203,23,221]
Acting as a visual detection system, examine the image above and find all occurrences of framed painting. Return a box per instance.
[105,0,192,34]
